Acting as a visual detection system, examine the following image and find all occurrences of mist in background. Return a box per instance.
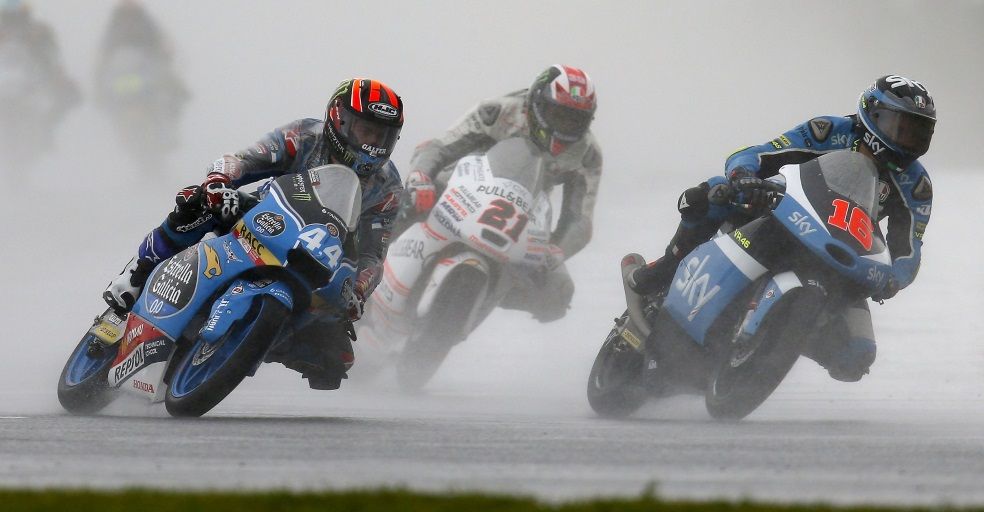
[1,0,982,418]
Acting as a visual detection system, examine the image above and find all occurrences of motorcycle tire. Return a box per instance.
[165,295,288,417]
[396,264,486,391]
[705,286,822,420]
[57,332,120,415]
[586,312,647,418]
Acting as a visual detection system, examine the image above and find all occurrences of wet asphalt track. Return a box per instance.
[2,381,984,507]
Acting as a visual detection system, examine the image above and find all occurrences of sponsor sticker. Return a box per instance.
[368,102,399,118]
[203,243,223,279]
[112,344,145,384]
[253,212,286,237]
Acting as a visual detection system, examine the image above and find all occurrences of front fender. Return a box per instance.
[732,271,823,344]
[416,250,492,320]
[199,279,294,345]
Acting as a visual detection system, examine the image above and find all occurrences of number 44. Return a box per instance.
[297,227,343,267]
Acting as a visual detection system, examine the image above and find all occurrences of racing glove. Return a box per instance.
[202,173,242,224]
[405,170,437,213]
[871,273,900,303]
[343,276,369,322]
[727,165,755,182]
[543,244,565,272]
[731,177,783,214]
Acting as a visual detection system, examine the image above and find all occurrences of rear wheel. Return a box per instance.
[57,331,120,415]
[165,295,288,417]
[587,313,647,418]
[396,265,487,391]
[705,287,821,420]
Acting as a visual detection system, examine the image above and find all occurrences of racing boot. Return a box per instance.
[626,214,722,299]
[620,254,664,394]
[103,255,156,314]
[626,255,677,298]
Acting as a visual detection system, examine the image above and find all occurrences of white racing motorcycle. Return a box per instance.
[357,137,553,389]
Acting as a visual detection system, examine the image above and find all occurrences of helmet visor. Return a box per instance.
[337,107,401,162]
[535,100,593,141]
[872,105,935,158]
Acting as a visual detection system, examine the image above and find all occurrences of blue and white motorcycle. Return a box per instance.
[587,151,895,420]
[57,165,361,417]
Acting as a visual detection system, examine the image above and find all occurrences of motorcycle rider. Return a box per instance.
[103,78,405,390]
[627,74,935,382]
[94,0,190,152]
[401,64,601,322]
[0,0,80,126]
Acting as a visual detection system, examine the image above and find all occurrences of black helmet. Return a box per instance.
[857,75,936,170]
[526,65,596,156]
[323,78,404,177]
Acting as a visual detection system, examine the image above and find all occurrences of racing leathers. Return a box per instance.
[106,118,403,389]
[634,115,932,382]
[0,13,80,128]
[406,90,603,321]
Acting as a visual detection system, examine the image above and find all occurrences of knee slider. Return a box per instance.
[677,183,710,218]
[532,276,573,323]
[826,338,876,382]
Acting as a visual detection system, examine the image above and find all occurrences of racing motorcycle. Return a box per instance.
[0,40,62,163]
[587,151,894,420]
[356,137,554,389]
[57,164,361,417]
[95,46,189,169]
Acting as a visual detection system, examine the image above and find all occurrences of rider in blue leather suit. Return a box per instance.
[629,75,936,381]
[103,78,405,390]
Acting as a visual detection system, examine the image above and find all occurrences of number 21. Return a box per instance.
[477,199,528,242]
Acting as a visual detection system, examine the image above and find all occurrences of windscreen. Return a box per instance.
[816,151,879,216]
[483,137,545,194]
[308,165,363,230]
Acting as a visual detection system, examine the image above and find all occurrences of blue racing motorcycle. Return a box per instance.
[57,164,361,417]
[587,151,895,420]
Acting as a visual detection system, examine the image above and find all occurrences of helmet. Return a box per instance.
[857,75,936,170]
[526,65,596,156]
[323,78,404,177]
[0,0,29,25]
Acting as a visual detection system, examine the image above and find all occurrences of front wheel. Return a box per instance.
[705,287,821,420]
[586,312,647,418]
[57,331,120,415]
[165,295,289,417]
[396,264,487,391]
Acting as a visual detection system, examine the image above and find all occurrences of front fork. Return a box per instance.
[728,271,829,363]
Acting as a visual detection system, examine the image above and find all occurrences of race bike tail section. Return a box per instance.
[356,137,554,388]
[57,164,363,416]
[585,254,649,418]
[587,150,894,420]
[57,309,127,414]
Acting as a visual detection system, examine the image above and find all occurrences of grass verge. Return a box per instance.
[0,488,969,512]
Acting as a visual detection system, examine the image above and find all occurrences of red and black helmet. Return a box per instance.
[323,78,404,177]
[526,65,597,156]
